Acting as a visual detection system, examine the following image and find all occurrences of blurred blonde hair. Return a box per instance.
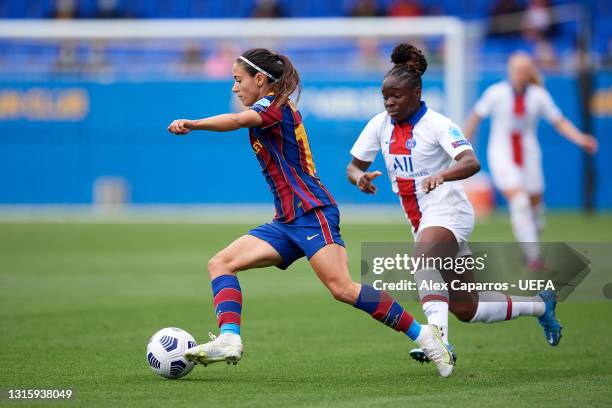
[509,51,542,86]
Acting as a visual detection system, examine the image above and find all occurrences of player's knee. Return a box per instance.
[328,281,358,304]
[450,300,477,322]
[207,255,232,279]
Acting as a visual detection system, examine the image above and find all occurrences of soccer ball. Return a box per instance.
[146,327,197,379]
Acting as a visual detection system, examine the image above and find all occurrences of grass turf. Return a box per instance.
[1,213,611,407]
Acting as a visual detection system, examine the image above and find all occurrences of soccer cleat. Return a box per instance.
[537,290,562,346]
[184,332,243,366]
[409,343,457,364]
[414,325,454,377]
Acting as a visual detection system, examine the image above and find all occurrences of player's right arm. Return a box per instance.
[463,84,496,141]
[167,110,263,135]
[347,158,382,195]
[347,113,384,195]
[462,111,483,142]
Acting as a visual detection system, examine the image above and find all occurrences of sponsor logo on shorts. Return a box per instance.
[307,234,319,241]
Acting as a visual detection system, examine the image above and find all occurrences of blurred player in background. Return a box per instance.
[347,43,563,366]
[168,47,454,377]
[463,52,598,270]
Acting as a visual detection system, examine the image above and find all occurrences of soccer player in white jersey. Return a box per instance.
[347,43,563,366]
[463,52,598,270]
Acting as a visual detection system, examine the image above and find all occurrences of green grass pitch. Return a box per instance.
[1,213,611,407]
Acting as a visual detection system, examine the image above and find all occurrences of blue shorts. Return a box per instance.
[248,205,345,270]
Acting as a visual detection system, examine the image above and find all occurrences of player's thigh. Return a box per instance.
[309,243,360,304]
[415,226,458,259]
[208,235,283,278]
[489,156,522,194]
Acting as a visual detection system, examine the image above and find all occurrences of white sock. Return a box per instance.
[414,268,449,344]
[509,192,540,262]
[470,291,545,323]
[437,325,449,346]
[511,295,546,317]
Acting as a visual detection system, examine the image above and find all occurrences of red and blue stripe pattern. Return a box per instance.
[250,96,336,223]
[390,102,427,233]
[397,178,422,232]
[211,275,242,335]
[511,91,525,166]
[353,284,421,340]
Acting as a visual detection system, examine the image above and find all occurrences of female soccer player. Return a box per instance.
[463,52,597,270]
[167,48,454,377]
[347,43,563,365]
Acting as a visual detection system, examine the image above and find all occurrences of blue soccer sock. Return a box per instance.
[211,275,242,336]
[353,284,421,341]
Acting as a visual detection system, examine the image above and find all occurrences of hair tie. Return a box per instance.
[239,56,278,81]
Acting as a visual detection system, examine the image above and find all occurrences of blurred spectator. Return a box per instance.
[50,0,78,19]
[488,0,524,37]
[85,41,113,75]
[174,42,205,76]
[205,43,239,79]
[491,0,523,17]
[353,38,386,72]
[95,0,125,19]
[252,0,284,18]
[53,41,81,73]
[533,39,558,69]
[350,0,383,17]
[522,0,554,41]
[387,0,424,17]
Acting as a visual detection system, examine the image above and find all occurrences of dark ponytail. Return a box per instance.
[385,43,428,88]
[237,48,301,106]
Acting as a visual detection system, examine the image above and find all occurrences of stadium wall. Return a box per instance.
[0,73,610,209]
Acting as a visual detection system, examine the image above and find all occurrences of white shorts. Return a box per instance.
[410,200,475,257]
[488,146,544,194]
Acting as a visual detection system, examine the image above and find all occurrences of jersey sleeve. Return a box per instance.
[473,86,496,118]
[539,88,563,124]
[250,97,283,129]
[437,120,473,160]
[350,115,382,162]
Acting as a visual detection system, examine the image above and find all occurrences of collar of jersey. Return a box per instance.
[390,101,427,126]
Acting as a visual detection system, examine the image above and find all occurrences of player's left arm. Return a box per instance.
[552,117,598,154]
[422,150,480,194]
[539,88,597,154]
[168,110,263,135]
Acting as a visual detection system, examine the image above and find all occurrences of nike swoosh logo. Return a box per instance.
[307,234,319,241]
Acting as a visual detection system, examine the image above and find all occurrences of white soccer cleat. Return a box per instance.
[184,332,243,366]
[414,324,454,378]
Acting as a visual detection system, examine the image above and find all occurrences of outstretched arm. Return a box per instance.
[552,117,598,154]
[422,150,480,194]
[462,111,483,142]
[168,110,263,135]
[347,157,383,195]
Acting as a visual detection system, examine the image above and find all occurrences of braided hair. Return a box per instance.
[385,43,428,89]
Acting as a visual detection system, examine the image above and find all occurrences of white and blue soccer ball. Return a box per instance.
[146,327,197,379]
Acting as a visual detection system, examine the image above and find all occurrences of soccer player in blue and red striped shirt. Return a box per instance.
[168,48,453,377]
